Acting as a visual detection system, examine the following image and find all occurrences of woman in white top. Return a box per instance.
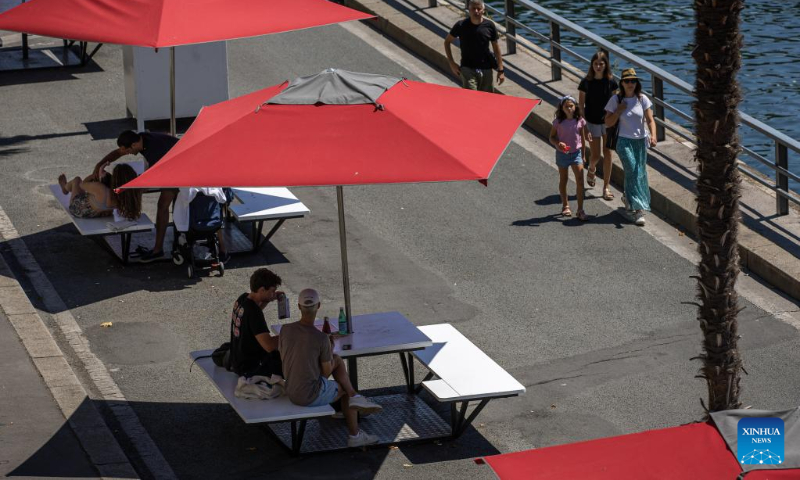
[604,68,657,226]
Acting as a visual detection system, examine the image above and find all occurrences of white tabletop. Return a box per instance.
[230,187,310,221]
[272,311,431,358]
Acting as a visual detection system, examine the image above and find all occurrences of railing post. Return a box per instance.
[550,21,561,81]
[504,0,516,55]
[652,76,665,142]
[428,0,437,7]
[776,142,789,216]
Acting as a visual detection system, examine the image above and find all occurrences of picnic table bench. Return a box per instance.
[49,184,154,264]
[226,187,310,252]
[402,323,526,437]
[190,350,333,454]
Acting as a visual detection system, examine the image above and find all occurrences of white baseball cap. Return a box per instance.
[298,289,320,307]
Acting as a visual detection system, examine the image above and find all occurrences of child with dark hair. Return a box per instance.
[549,95,590,221]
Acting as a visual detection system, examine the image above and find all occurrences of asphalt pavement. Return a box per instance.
[0,19,798,479]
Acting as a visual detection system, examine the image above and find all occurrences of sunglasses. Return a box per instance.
[622,79,638,84]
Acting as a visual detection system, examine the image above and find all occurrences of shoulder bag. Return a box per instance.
[605,94,623,151]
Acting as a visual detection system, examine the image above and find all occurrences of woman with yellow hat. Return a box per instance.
[604,68,657,226]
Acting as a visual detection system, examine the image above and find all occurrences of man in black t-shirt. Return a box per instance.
[444,0,504,93]
[229,268,284,377]
[92,130,181,263]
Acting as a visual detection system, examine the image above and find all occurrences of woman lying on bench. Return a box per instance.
[57,164,142,221]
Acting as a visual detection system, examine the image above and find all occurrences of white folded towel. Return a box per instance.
[234,375,285,400]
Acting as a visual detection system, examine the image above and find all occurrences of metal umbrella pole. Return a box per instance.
[336,185,358,387]
[169,46,176,136]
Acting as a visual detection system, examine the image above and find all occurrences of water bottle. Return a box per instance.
[338,307,348,334]
[322,316,332,334]
[277,293,290,319]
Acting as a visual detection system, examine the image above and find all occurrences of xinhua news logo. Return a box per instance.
[738,417,784,465]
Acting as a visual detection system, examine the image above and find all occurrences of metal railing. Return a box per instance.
[431,0,799,216]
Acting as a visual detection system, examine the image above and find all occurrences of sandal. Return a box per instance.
[587,167,596,187]
[602,187,614,201]
[577,209,588,221]
[561,205,572,217]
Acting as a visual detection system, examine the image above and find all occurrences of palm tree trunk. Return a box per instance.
[692,0,745,412]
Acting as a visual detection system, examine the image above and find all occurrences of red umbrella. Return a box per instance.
[0,0,373,133]
[121,69,540,330]
[484,420,800,479]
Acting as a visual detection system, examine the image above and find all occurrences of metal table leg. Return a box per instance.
[450,399,490,438]
[120,232,132,265]
[348,357,358,391]
[290,419,307,456]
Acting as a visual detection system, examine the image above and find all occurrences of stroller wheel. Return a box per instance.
[172,252,184,265]
[187,264,194,279]
[217,262,225,277]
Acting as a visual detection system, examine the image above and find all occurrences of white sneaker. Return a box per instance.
[347,430,379,448]
[348,395,383,415]
[634,210,646,226]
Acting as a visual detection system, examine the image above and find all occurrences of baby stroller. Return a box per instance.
[172,190,227,278]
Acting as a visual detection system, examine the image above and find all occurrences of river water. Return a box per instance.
[485,0,800,190]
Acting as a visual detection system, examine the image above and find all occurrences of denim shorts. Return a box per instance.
[306,377,339,407]
[586,122,606,137]
[555,149,583,169]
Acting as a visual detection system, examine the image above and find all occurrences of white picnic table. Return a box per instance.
[272,311,431,389]
[49,184,154,263]
[413,323,525,402]
[228,187,310,252]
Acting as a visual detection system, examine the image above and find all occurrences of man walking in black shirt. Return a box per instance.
[444,0,505,93]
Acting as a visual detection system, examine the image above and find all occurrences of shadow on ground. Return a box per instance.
[10,391,500,479]
[0,51,103,87]
[84,117,197,141]
[0,221,290,313]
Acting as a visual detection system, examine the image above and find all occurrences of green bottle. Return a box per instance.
[338,307,348,334]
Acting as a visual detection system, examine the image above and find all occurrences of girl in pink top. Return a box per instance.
[549,95,591,221]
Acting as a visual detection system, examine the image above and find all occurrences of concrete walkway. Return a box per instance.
[345,0,800,301]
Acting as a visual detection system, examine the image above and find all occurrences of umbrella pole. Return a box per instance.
[336,186,353,330]
[336,186,358,389]
[169,46,176,136]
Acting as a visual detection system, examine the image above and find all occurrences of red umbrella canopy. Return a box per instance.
[120,69,540,190]
[0,0,374,48]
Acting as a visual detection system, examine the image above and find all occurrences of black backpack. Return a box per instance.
[191,342,231,372]
[211,342,232,370]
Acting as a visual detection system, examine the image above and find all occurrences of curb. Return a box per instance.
[0,254,139,479]
[346,0,800,301]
